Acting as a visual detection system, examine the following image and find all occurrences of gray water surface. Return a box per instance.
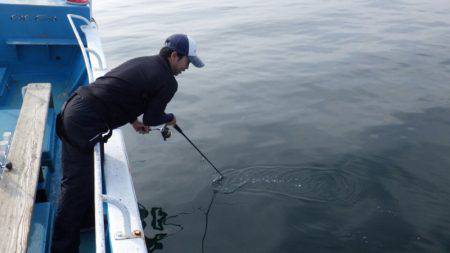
[94,0,450,252]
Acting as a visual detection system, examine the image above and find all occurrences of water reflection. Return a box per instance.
[139,205,185,252]
[201,190,218,253]
[145,233,166,252]
[140,191,219,253]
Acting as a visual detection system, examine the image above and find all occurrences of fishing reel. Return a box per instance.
[160,125,171,141]
[152,125,171,141]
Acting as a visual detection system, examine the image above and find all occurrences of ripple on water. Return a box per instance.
[212,165,364,204]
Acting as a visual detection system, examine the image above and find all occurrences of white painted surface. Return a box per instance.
[93,143,106,253]
[104,130,147,252]
[81,21,108,78]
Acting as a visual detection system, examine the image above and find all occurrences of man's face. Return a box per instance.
[169,52,190,76]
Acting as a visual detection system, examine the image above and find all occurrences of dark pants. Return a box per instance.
[51,95,107,253]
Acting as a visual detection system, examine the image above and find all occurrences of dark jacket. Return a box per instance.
[76,55,177,129]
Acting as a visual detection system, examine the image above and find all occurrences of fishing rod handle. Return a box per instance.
[173,124,183,133]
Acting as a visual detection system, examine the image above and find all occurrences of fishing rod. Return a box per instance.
[172,124,224,180]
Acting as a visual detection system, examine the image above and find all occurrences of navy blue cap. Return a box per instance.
[164,34,204,68]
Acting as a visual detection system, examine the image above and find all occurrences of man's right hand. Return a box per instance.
[166,115,177,126]
[132,120,150,134]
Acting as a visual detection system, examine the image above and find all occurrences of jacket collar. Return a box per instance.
[158,55,174,76]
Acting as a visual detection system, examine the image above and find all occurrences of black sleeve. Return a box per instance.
[129,117,137,124]
[142,83,177,126]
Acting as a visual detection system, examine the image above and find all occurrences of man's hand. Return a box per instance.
[166,115,177,126]
[131,120,150,134]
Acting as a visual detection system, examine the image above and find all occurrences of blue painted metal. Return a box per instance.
[0,3,89,66]
[6,38,78,46]
[0,67,9,97]
[0,109,19,134]
[27,203,52,253]
[0,1,96,252]
[79,231,96,252]
[42,109,56,170]
[37,166,51,199]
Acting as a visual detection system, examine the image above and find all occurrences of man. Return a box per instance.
[51,34,204,253]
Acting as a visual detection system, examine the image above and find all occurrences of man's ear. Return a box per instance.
[170,51,179,61]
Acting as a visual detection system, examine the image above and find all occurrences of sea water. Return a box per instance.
[94,0,450,252]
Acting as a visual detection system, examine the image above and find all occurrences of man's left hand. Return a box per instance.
[131,120,150,134]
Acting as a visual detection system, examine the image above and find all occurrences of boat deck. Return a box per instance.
[0,3,91,252]
[0,83,52,252]
[0,2,146,252]
[0,64,91,253]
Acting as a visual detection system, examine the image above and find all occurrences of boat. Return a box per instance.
[0,0,148,252]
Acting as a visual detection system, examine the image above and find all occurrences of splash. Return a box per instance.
[211,165,364,204]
